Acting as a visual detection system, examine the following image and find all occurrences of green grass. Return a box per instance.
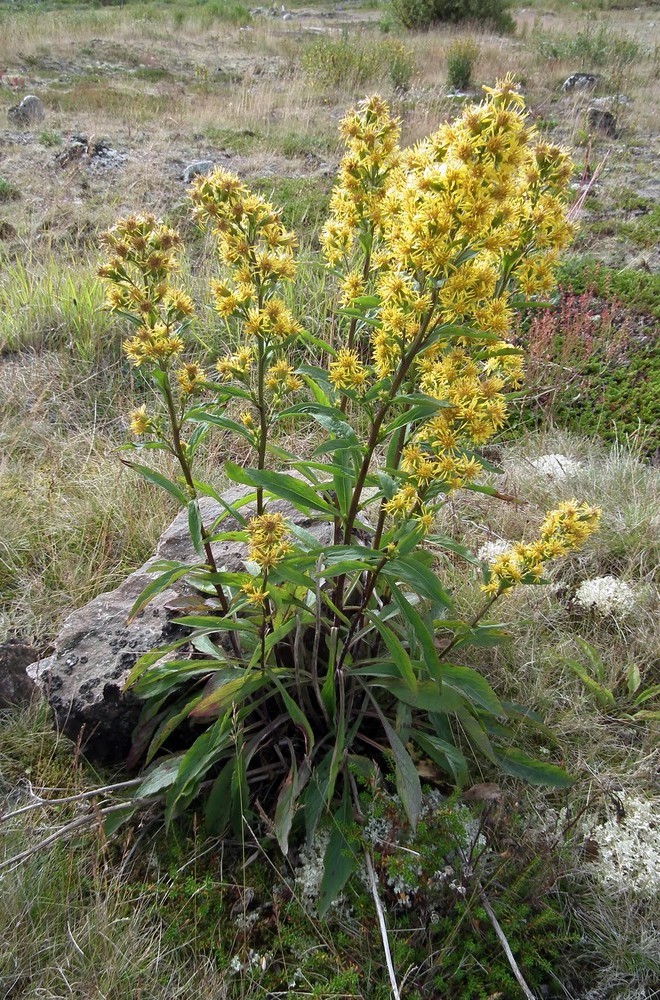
[533,22,641,67]
[0,178,20,203]
[0,254,119,359]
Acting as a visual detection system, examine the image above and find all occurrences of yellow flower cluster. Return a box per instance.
[324,78,575,495]
[129,405,151,436]
[321,95,401,267]
[328,349,369,392]
[99,215,193,368]
[265,358,303,397]
[176,362,205,395]
[216,347,253,382]
[399,343,523,489]
[481,500,601,595]
[191,168,299,341]
[241,581,270,605]
[246,512,292,571]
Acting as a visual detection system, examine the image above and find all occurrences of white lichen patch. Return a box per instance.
[530,453,583,479]
[575,575,637,618]
[583,794,660,897]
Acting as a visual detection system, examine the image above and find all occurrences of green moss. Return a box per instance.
[558,257,660,320]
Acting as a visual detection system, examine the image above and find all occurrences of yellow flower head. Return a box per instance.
[128,405,151,436]
[246,511,292,571]
[176,362,205,395]
[329,349,369,392]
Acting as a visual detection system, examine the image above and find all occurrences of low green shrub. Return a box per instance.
[534,23,640,67]
[512,285,660,448]
[390,0,513,33]
[0,178,20,203]
[302,35,414,91]
[446,39,478,91]
[559,257,660,320]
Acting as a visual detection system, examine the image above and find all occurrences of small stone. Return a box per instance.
[562,73,599,92]
[183,160,214,184]
[7,94,45,126]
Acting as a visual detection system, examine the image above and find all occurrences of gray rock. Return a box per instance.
[0,640,40,709]
[587,106,617,136]
[589,95,630,109]
[26,488,334,764]
[183,160,214,184]
[562,73,599,92]
[7,94,45,126]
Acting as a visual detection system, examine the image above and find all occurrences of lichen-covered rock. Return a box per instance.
[0,640,40,709]
[7,94,45,126]
[26,488,334,763]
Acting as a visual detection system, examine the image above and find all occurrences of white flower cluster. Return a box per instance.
[583,794,660,897]
[575,575,637,618]
[530,453,583,479]
[228,950,271,975]
[477,538,511,563]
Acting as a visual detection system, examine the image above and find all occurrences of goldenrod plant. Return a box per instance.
[99,78,600,912]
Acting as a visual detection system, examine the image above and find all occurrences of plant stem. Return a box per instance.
[161,373,240,655]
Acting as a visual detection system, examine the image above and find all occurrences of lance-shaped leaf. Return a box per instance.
[382,554,453,611]
[365,612,418,693]
[318,788,359,918]
[225,462,336,515]
[121,460,190,506]
[496,748,573,787]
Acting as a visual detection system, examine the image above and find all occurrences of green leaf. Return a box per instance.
[165,715,233,823]
[304,751,333,847]
[274,759,298,856]
[299,369,332,406]
[626,663,642,697]
[382,555,453,611]
[365,612,418,693]
[186,410,255,444]
[383,398,451,436]
[271,675,315,754]
[318,789,358,918]
[497,749,573,787]
[442,664,503,716]
[224,462,336,515]
[204,759,235,836]
[427,534,482,565]
[564,658,615,708]
[378,677,465,715]
[124,637,192,689]
[414,731,468,787]
[136,756,184,798]
[188,671,274,720]
[282,403,360,448]
[103,804,138,837]
[122,460,190,506]
[187,501,205,558]
[146,694,205,762]
[382,718,422,832]
[389,588,442,676]
[127,564,203,623]
[633,684,660,707]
